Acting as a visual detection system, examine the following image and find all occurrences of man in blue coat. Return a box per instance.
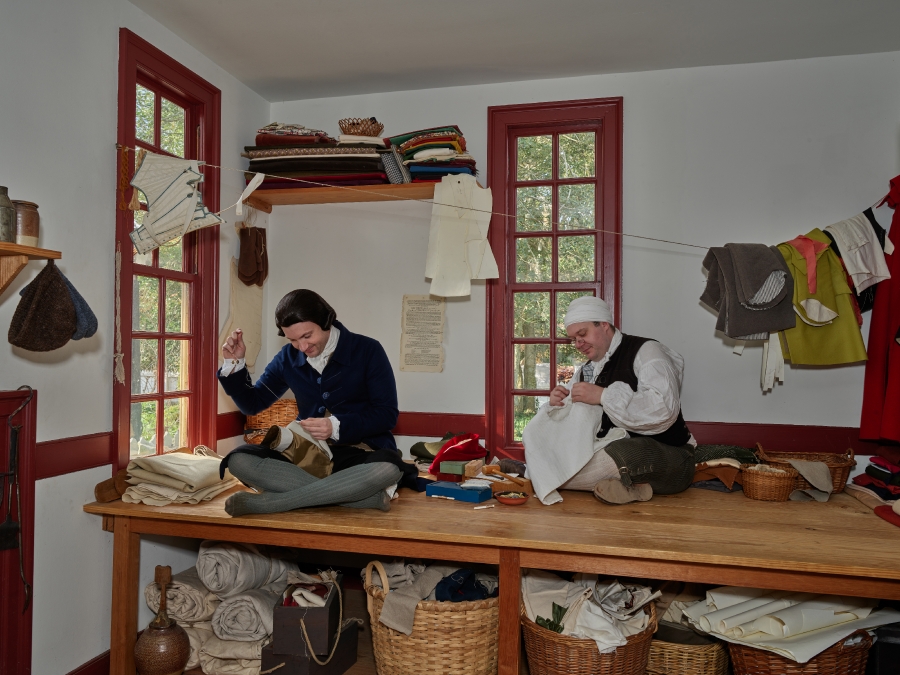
[218,289,414,516]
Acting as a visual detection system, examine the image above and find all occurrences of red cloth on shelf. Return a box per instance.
[874,505,900,528]
[427,434,486,475]
[871,455,900,474]
[853,473,900,496]
[860,184,900,442]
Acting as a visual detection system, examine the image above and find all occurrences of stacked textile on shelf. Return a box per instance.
[122,447,238,506]
[679,584,900,663]
[144,540,299,674]
[387,125,477,182]
[243,122,388,190]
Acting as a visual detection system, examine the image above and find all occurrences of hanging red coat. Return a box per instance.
[860,176,900,442]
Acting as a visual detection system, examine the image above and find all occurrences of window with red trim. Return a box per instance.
[115,29,221,466]
[486,99,623,457]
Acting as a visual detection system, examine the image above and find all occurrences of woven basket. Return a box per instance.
[742,463,798,502]
[756,443,856,493]
[728,629,871,675]
[364,561,499,675]
[339,117,384,137]
[647,637,729,675]
[521,602,657,675]
[243,399,298,444]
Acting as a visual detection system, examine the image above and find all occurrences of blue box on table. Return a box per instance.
[425,481,492,503]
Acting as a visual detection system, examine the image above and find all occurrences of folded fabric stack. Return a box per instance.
[681,584,900,663]
[143,540,300,674]
[387,125,477,183]
[521,570,659,653]
[122,449,238,506]
[849,446,900,529]
[244,122,388,190]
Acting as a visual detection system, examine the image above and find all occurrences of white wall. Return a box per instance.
[0,2,269,672]
[272,50,900,429]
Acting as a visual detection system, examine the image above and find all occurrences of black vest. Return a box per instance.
[580,334,692,447]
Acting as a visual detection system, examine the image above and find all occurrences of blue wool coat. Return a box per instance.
[218,321,399,450]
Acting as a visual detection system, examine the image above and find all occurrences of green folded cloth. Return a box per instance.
[439,460,469,475]
[410,431,466,460]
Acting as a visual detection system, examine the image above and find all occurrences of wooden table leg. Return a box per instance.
[499,547,522,675]
[110,516,140,675]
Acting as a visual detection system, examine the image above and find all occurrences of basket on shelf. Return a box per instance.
[647,637,729,675]
[741,463,798,502]
[728,629,872,675]
[364,561,499,675]
[338,117,384,137]
[756,443,856,493]
[243,399,298,444]
[521,602,657,675]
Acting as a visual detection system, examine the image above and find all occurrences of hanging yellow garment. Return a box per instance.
[777,229,867,365]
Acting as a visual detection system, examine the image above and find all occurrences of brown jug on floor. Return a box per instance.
[134,565,190,675]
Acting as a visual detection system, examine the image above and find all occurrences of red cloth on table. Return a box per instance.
[871,455,900,474]
[853,472,900,495]
[428,434,485,475]
[254,134,336,147]
[874,505,900,528]
[860,183,900,442]
[784,235,830,293]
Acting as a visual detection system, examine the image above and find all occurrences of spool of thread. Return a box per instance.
[12,200,39,247]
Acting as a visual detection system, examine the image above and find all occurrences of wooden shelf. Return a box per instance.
[0,242,62,296]
[243,183,435,214]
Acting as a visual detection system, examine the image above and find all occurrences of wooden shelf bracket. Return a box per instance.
[0,243,62,297]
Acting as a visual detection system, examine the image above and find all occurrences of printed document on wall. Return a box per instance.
[400,295,445,372]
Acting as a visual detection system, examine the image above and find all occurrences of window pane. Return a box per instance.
[160,98,185,157]
[556,343,583,385]
[513,344,550,391]
[513,395,549,442]
[516,186,552,232]
[163,398,188,451]
[130,400,158,457]
[136,85,155,145]
[558,183,595,231]
[516,135,552,181]
[556,290,595,337]
[133,210,153,265]
[558,235,596,282]
[165,280,189,333]
[159,240,184,272]
[132,339,159,395]
[516,237,552,283]
[513,292,550,338]
[133,275,159,331]
[559,132,595,179]
[165,339,189,392]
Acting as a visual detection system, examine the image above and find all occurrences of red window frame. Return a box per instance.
[486,98,623,458]
[114,28,220,469]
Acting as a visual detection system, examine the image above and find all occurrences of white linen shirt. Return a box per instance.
[567,330,693,443]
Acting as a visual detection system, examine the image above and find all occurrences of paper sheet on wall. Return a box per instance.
[218,259,262,372]
[400,295,444,372]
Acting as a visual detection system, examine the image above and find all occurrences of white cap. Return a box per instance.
[563,296,613,328]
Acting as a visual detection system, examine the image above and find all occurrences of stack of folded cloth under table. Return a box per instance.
[244,122,388,190]
[387,125,477,183]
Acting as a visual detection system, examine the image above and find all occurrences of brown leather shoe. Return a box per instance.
[593,479,652,505]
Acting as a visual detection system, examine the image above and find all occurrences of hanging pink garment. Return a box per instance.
[784,235,830,293]
[860,176,900,442]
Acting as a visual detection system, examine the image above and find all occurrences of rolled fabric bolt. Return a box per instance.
[699,593,785,633]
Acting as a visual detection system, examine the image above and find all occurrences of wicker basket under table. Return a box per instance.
[756,443,856,493]
[521,602,657,675]
[364,561,499,675]
[647,636,729,675]
[243,399,298,444]
[728,629,872,675]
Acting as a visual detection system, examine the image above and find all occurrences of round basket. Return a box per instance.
[364,561,499,675]
[339,117,384,137]
[728,629,872,675]
[742,463,798,502]
[647,637,729,675]
[521,602,657,675]
[756,443,855,493]
[243,399,298,444]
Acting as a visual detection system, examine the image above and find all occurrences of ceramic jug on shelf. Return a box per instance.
[0,186,15,243]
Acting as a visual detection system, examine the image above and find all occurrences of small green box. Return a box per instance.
[439,460,469,475]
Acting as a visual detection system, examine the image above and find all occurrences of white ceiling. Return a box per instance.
[130,0,900,102]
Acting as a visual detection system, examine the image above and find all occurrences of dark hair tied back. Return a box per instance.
[275,289,336,335]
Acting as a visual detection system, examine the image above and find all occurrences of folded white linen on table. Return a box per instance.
[212,588,281,641]
[126,452,231,492]
[523,396,627,505]
[197,541,298,598]
[182,621,213,670]
[122,478,237,506]
[144,566,220,622]
[198,634,270,675]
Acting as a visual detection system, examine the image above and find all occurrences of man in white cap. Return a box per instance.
[543,296,695,504]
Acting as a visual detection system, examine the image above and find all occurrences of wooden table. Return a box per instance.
[85,487,900,675]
